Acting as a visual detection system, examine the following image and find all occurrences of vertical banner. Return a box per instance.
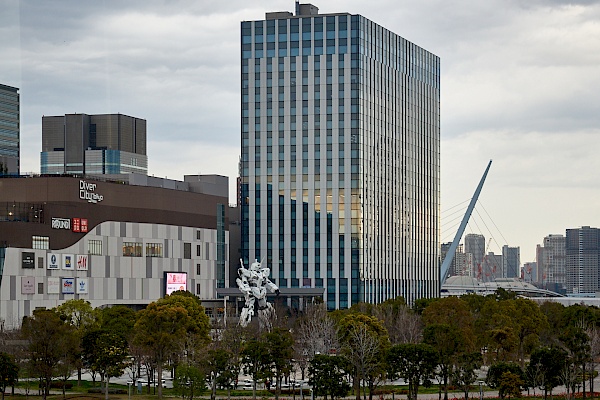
[76,255,89,271]
[47,277,60,294]
[47,253,60,269]
[62,254,74,270]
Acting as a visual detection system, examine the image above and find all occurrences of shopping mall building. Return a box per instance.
[0,174,229,329]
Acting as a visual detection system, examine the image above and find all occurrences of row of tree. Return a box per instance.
[3,289,600,400]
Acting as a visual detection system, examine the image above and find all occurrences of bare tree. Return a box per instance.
[374,303,422,344]
[294,303,339,360]
[586,326,600,400]
[343,324,386,400]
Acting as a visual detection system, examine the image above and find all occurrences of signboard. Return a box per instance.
[21,277,35,294]
[73,218,89,233]
[79,180,104,204]
[47,253,60,270]
[165,272,187,295]
[47,277,60,294]
[62,254,74,270]
[76,278,88,294]
[22,252,35,269]
[51,217,71,230]
[76,255,88,271]
[62,278,75,294]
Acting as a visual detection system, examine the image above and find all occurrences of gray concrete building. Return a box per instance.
[502,245,520,278]
[464,233,485,278]
[536,234,566,288]
[41,113,147,176]
[0,84,19,174]
[566,226,600,295]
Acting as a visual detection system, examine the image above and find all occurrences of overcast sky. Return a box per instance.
[2,0,600,264]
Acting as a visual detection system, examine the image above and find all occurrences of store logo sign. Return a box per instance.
[79,180,104,204]
[52,218,71,230]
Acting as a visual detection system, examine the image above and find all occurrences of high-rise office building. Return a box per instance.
[41,113,147,176]
[566,226,600,295]
[464,233,485,278]
[0,84,19,174]
[240,4,440,308]
[536,234,566,287]
[502,245,520,278]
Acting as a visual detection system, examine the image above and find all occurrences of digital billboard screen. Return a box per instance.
[165,272,187,296]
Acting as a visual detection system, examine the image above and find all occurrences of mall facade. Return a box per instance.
[0,174,229,329]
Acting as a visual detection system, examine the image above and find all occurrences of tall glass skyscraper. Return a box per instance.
[0,84,19,175]
[240,3,440,309]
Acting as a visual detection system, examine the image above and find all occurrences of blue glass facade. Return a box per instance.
[241,10,440,309]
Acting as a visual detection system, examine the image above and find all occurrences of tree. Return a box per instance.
[498,372,524,400]
[21,309,75,400]
[133,301,193,399]
[560,326,591,398]
[339,314,389,400]
[374,298,423,344]
[55,299,98,386]
[241,339,271,400]
[174,362,206,400]
[308,354,350,400]
[486,362,523,392]
[526,346,566,400]
[86,330,129,400]
[511,299,548,368]
[423,324,465,400]
[387,343,438,400]
[294,302,339,375]
[0,352,19,400]
[205,349,237,400]
[452,352,483,400]
[265,327,295,400]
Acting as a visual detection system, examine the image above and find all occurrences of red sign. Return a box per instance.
[81,219,88,233]
[72,218,80,232]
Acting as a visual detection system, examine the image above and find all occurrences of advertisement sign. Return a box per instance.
[62,278,75,294]
[62,254,74,270]
[79,180,104,204]
[21,277,35,294]
[76,278,88,294]
[47,253,60,270]
[22,252,35,269]
[76,255,88,271]
[165,272,187,295]
[47,277,60,294]
[51,217,71,230]
[81,219,88,233]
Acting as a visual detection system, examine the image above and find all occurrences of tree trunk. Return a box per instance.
[104,374,110,400]
[354,374,360,400]
[158,361,164,399]
[78,366,82,386]
[211,375,216,400]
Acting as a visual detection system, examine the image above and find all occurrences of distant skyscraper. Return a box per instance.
[523,261,537,283]
[441,242,466,277]
[465,233,485,278]
[566,226,600,295]
[536,234,566,287]
[240,4,440,308]
[502,245,520,278]
[41,113,147,176]
[0,84,19,174]
[483,251,502,282]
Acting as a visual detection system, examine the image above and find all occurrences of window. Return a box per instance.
[196,263,201,275]
[38,282,44,294]
[88,240,103,255]
[196,283,201,295]
[123,242,142,257]
[146,243,163,257]
[197,244,202,257]
[32,236,49,249]
[38,257,43,268]
[196,230,202,240]
[184,243,191,259]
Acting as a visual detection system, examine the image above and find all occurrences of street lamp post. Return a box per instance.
[479,380,484,400]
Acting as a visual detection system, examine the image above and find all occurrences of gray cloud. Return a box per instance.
[4,0,600,262]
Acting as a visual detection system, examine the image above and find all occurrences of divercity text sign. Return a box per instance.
[79,180,104,204]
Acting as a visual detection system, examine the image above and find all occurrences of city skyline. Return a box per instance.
[2,0,600,264]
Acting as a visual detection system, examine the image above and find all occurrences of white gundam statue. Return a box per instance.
[236,259,280,327]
